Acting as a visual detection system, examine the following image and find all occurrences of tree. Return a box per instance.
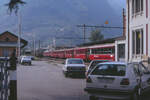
[6,0,26,13]
[89,29,104,42]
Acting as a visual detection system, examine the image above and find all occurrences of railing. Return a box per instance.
[0,58,9,100]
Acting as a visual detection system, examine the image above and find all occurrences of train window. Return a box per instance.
[76,49,86,54]
[91,47,114,54]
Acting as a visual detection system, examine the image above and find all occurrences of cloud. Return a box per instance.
[107,0,126,11]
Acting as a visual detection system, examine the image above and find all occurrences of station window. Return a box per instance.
[132,0,143,16]
[118,44,125,58]
[132,29,143,55]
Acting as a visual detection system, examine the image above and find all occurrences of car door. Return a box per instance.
[139,64,150,92]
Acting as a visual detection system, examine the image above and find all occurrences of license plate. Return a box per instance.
[97,77,114,84]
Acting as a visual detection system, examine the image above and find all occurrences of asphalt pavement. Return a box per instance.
[17,60,150,100]
[17,60,88,100]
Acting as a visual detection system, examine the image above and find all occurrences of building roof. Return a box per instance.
[0,31,28,48]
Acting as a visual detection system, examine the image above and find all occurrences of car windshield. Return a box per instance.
[91,64,126,76]
[68,59,83,64]
[90,61,108,69]
[23,57,31,60]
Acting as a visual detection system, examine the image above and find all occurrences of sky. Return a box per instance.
[0,0,126,46]
[107,0,126,12]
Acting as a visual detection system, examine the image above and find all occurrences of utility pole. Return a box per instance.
[83,24,86,43]
[39,40,41,49]
[32,33,36,56]
[53,38,56,50]
[18,11,22,58]
[34,39,36,56]
[77,24,86,43]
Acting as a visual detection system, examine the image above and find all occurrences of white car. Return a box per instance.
[21,56,32,65]
[84,62,150,100]
[63,58,86,77]
[86,60,109,77]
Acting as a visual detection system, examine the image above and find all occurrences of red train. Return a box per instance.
[43,43,115,61]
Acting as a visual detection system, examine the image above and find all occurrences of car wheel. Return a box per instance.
[131,89,141,100]
[64,72,68,77]
[132,92,138,100]
[89,96,98,100]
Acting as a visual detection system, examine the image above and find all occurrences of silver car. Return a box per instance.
[84,62,150,100]
[63,58,86,77]
[86,60,109,77]
[21,56,32,65]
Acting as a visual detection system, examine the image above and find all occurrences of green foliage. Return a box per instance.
[6,0,26,14]
[89,29,104,42]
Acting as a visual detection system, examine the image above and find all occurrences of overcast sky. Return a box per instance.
[0,0,126,45]
[107,0,126,12]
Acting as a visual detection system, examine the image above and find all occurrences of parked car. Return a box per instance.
[29,56,35,60]
[84,62,150,100]
[86,60,109,76]
[19,55,26,63]
[21,56,32,65]
[63,58,86,77]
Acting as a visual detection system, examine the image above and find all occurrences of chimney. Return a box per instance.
[123,8,126,37]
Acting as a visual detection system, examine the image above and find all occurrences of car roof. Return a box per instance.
[97,61,127,65]
[67,58,83,60]
[91,60,110,62]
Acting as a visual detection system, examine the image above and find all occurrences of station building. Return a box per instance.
[126,0,150,62]
[0,31,28,57]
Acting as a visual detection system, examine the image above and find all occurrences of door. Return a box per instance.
[2,48,10,57]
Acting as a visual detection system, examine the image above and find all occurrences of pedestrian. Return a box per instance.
[9,49,17,100]
[9,49,17,70]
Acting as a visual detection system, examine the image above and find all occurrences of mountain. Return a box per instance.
[0,0,125,46]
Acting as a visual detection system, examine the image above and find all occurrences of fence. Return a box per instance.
[0,58,9,100]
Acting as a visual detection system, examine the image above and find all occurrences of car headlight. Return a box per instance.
[110,55,113,57]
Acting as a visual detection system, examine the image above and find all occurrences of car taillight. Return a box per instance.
[120,78,130,85]
[86,76,92,83]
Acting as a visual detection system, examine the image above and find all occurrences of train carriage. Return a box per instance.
[65,49,74,58]
[74,47,88,60]
[88,43,115,61]
[43,38,116,61]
